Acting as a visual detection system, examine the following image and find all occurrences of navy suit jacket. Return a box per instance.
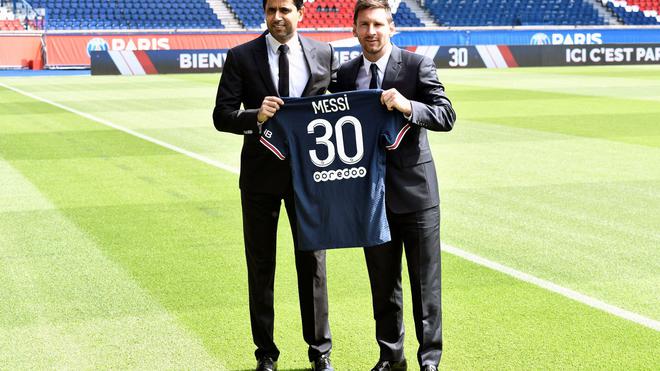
[332,45,456,213]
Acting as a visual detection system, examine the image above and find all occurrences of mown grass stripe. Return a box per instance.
[2,81,655,334]
[443,244,660,331]
[0,158,225,369]
[0,82,239,174]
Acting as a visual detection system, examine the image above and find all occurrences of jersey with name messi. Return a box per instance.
[260,90,410,251]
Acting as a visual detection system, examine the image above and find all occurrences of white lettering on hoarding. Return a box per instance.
[198,53,209,68]
[334,50,362,64]
[448,48,469,67]
[566,48,587,63]
[179,53,227,69]
[111,38,170,51]
[181,54,192,68]
[557,33,602,45]
[636,47,660,62]
[209,53,223,68]
[567,47,657,64]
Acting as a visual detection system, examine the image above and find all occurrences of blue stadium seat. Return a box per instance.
[393,3,424,27]
[606,1,660,25]
[32,0,225,30]
[424,0,608,26]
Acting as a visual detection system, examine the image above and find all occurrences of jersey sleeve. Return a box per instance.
[260,119,289,160]
[381,112,411,151]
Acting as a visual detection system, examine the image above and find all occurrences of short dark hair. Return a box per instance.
[353,0,393,24]
[263,0,304,10]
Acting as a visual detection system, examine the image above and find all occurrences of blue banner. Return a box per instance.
[91,42,660,75]
[391,28,660,46]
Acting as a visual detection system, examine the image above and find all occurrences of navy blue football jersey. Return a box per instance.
[260,90,410,251]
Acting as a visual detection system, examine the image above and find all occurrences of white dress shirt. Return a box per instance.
[356,45,392,90]
[355,44,411,119]
[265,33,310,98]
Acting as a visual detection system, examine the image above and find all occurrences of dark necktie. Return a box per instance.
[369,63,379,89]
[278,44,290,97]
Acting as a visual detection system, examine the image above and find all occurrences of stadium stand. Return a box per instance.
[298,0,353,28]
[625,0,660,11]
[424,0,607,26]
[604,0,660,24]
[393,2,425,26]
[0,2,25,30]
[0,5,11,19]
[2,0,657,30]
[225,0,263,28]
[0,19,23,30]
[226,0,423,29]
[27,0,224,29]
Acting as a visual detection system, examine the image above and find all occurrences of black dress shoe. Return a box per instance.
[421,365,437,371]
[370,358,408,371]
[256,356,277,371]
[311,353,334,371]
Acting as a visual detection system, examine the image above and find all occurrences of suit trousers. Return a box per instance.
[364,205,442,367]
[241,188,332,362]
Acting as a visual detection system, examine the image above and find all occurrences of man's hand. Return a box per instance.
[257,96,285,123]
[381,88,412,116]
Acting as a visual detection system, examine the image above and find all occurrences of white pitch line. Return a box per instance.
[442,244,659,332]
[0,82,239,175]
[2,81,658,332]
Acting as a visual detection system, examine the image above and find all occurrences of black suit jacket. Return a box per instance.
[213,32,337,194]
[332,45,456,213]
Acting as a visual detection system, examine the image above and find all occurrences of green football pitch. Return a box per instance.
[1,66,659,369]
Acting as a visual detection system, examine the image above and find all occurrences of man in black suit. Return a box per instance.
[331,1,456,370]
[212,1,338,370]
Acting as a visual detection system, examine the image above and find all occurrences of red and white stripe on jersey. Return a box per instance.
[386,123,411,151]
[260,136,286,160]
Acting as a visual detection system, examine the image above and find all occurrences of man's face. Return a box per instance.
[353,7,395,61]
[265,0,303,44]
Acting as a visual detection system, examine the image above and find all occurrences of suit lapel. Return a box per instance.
[299,36,316,96]
[253,32,278,96]
[347,57,362,91]
[381,45,402,90]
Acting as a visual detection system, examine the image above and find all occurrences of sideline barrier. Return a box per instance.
[0,33,43,69]
[390,27,660,46]
[91,43,660,75]
[40,27,660,68]
[55,27,660,67]
[415,43,660,68]
[2,27,659,69]
[45,31,352,67]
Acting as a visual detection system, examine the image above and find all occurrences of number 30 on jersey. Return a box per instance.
[308,115,364,168]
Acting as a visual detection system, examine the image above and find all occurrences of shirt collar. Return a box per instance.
[266,33,302,54]
[362,43,393,75]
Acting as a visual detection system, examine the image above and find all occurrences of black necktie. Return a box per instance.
[278,44,290,97]
[369,63,379,89]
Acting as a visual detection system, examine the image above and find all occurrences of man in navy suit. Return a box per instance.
[213,1,338,370]
[332,1,456,370]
